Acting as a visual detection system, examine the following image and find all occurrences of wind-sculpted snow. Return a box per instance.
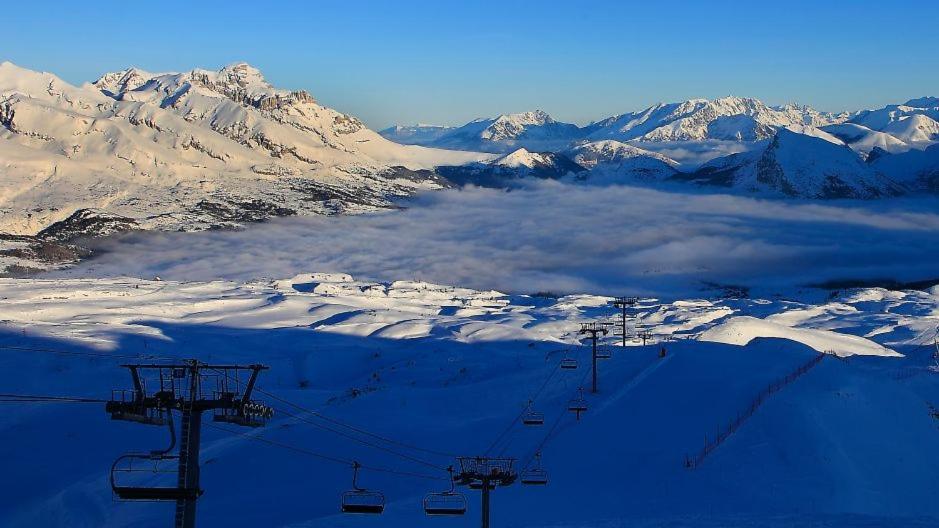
[56,183,939,296]
[1,274,938,527]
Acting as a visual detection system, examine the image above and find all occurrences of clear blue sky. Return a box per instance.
[5,0,938,128]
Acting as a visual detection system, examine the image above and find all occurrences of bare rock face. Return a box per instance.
[37,209,140,243]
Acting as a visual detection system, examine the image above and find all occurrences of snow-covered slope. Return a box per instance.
[378,124,454,145]
[0,61,487,237]
[385,110,583,153]
[821,123,911,155]
[850,97,939,133]
[585,97,849,143]
[1,274,938,527]
[567,140,679,182]
[681,129,902,198]
[870,143,939,193]
[436,148,586,187]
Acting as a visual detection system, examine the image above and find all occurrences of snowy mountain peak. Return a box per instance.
[494,147,546,168]
[93,67,162,95]
[482,110,560,141]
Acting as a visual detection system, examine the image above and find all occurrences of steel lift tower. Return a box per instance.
[579,322,610,393]
[106,360,272,528]
[454,456,517,528]
[611,296,639,347]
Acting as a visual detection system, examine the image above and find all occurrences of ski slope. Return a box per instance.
[0,274,937,527]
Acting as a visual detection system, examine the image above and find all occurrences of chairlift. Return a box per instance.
[560,357,578,370]
[596,346,612,360]
[423,467,467,516]
[568,388,588,413]
[341,462,385,514]
[111,413,199,501]
[521,452,549,485]
[111,453,199,501]
[522,400,544,426]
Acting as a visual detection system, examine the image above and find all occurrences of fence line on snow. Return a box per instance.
[684,352,826,469]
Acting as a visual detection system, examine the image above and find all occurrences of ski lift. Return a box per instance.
[596,346,612,360]
[341,462,385,514]
[423,467,467,516]
[520,453,549,485]
[111,453,199,501]
[111,414,199,501]
[560,356,578,370]
[568,388,588,413]
[522,400,544,426]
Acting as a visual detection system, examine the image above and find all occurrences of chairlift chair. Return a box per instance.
[568,388,588,413]
[110,453,201,501]
[596,346,612,360]
[560,357,578,370]
[520,453,549,485]
[341,462,385,514]
[423,467,467,516]
[522,400,544,426]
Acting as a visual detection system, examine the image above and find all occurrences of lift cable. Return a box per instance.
[519,355,593,467]
[0,340,458,462]
[0,392,108,403]
[484,359,561,456]
[267,401,450,472]
[213,367,458,461]
[207,423,447,481]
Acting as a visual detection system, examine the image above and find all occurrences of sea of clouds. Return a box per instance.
[56,183,939,297]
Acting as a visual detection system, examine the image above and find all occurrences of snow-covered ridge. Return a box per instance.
[0,272,921,356]
[381,95,939,166]
[0,61,488,239]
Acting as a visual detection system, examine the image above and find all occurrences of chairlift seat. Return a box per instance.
[568,399,588,412]
[522,410,545,426]
[560,358,577,370]
[521,468,549,485]
[113,486,200,501]
[423,492,468,516]
[341,490,385,514]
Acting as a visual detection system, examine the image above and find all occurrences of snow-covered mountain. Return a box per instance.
[436,147,586,187]
[0,61,487,238]
[567,140,679,182]
[377,124,454,145]
[584,97,850,143]
[381,110,583,153]
[680,129,903,199]
[869,143,939,193]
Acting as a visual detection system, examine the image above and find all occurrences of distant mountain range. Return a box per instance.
[382,96,939,160]
[1,60,938,275]
[384,95,939,199]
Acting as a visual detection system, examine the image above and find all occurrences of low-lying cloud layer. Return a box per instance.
[58,183,939,297]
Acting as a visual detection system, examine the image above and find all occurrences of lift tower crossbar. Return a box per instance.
[579,322,610,394]
[611,296,639,347]
[106,360,272,528]
[455,456,517,528]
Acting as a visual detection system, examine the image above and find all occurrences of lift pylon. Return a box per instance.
[611,296,639,347]
[106,360,272,528]
[454,456,517,528]
[579,323,610,393]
